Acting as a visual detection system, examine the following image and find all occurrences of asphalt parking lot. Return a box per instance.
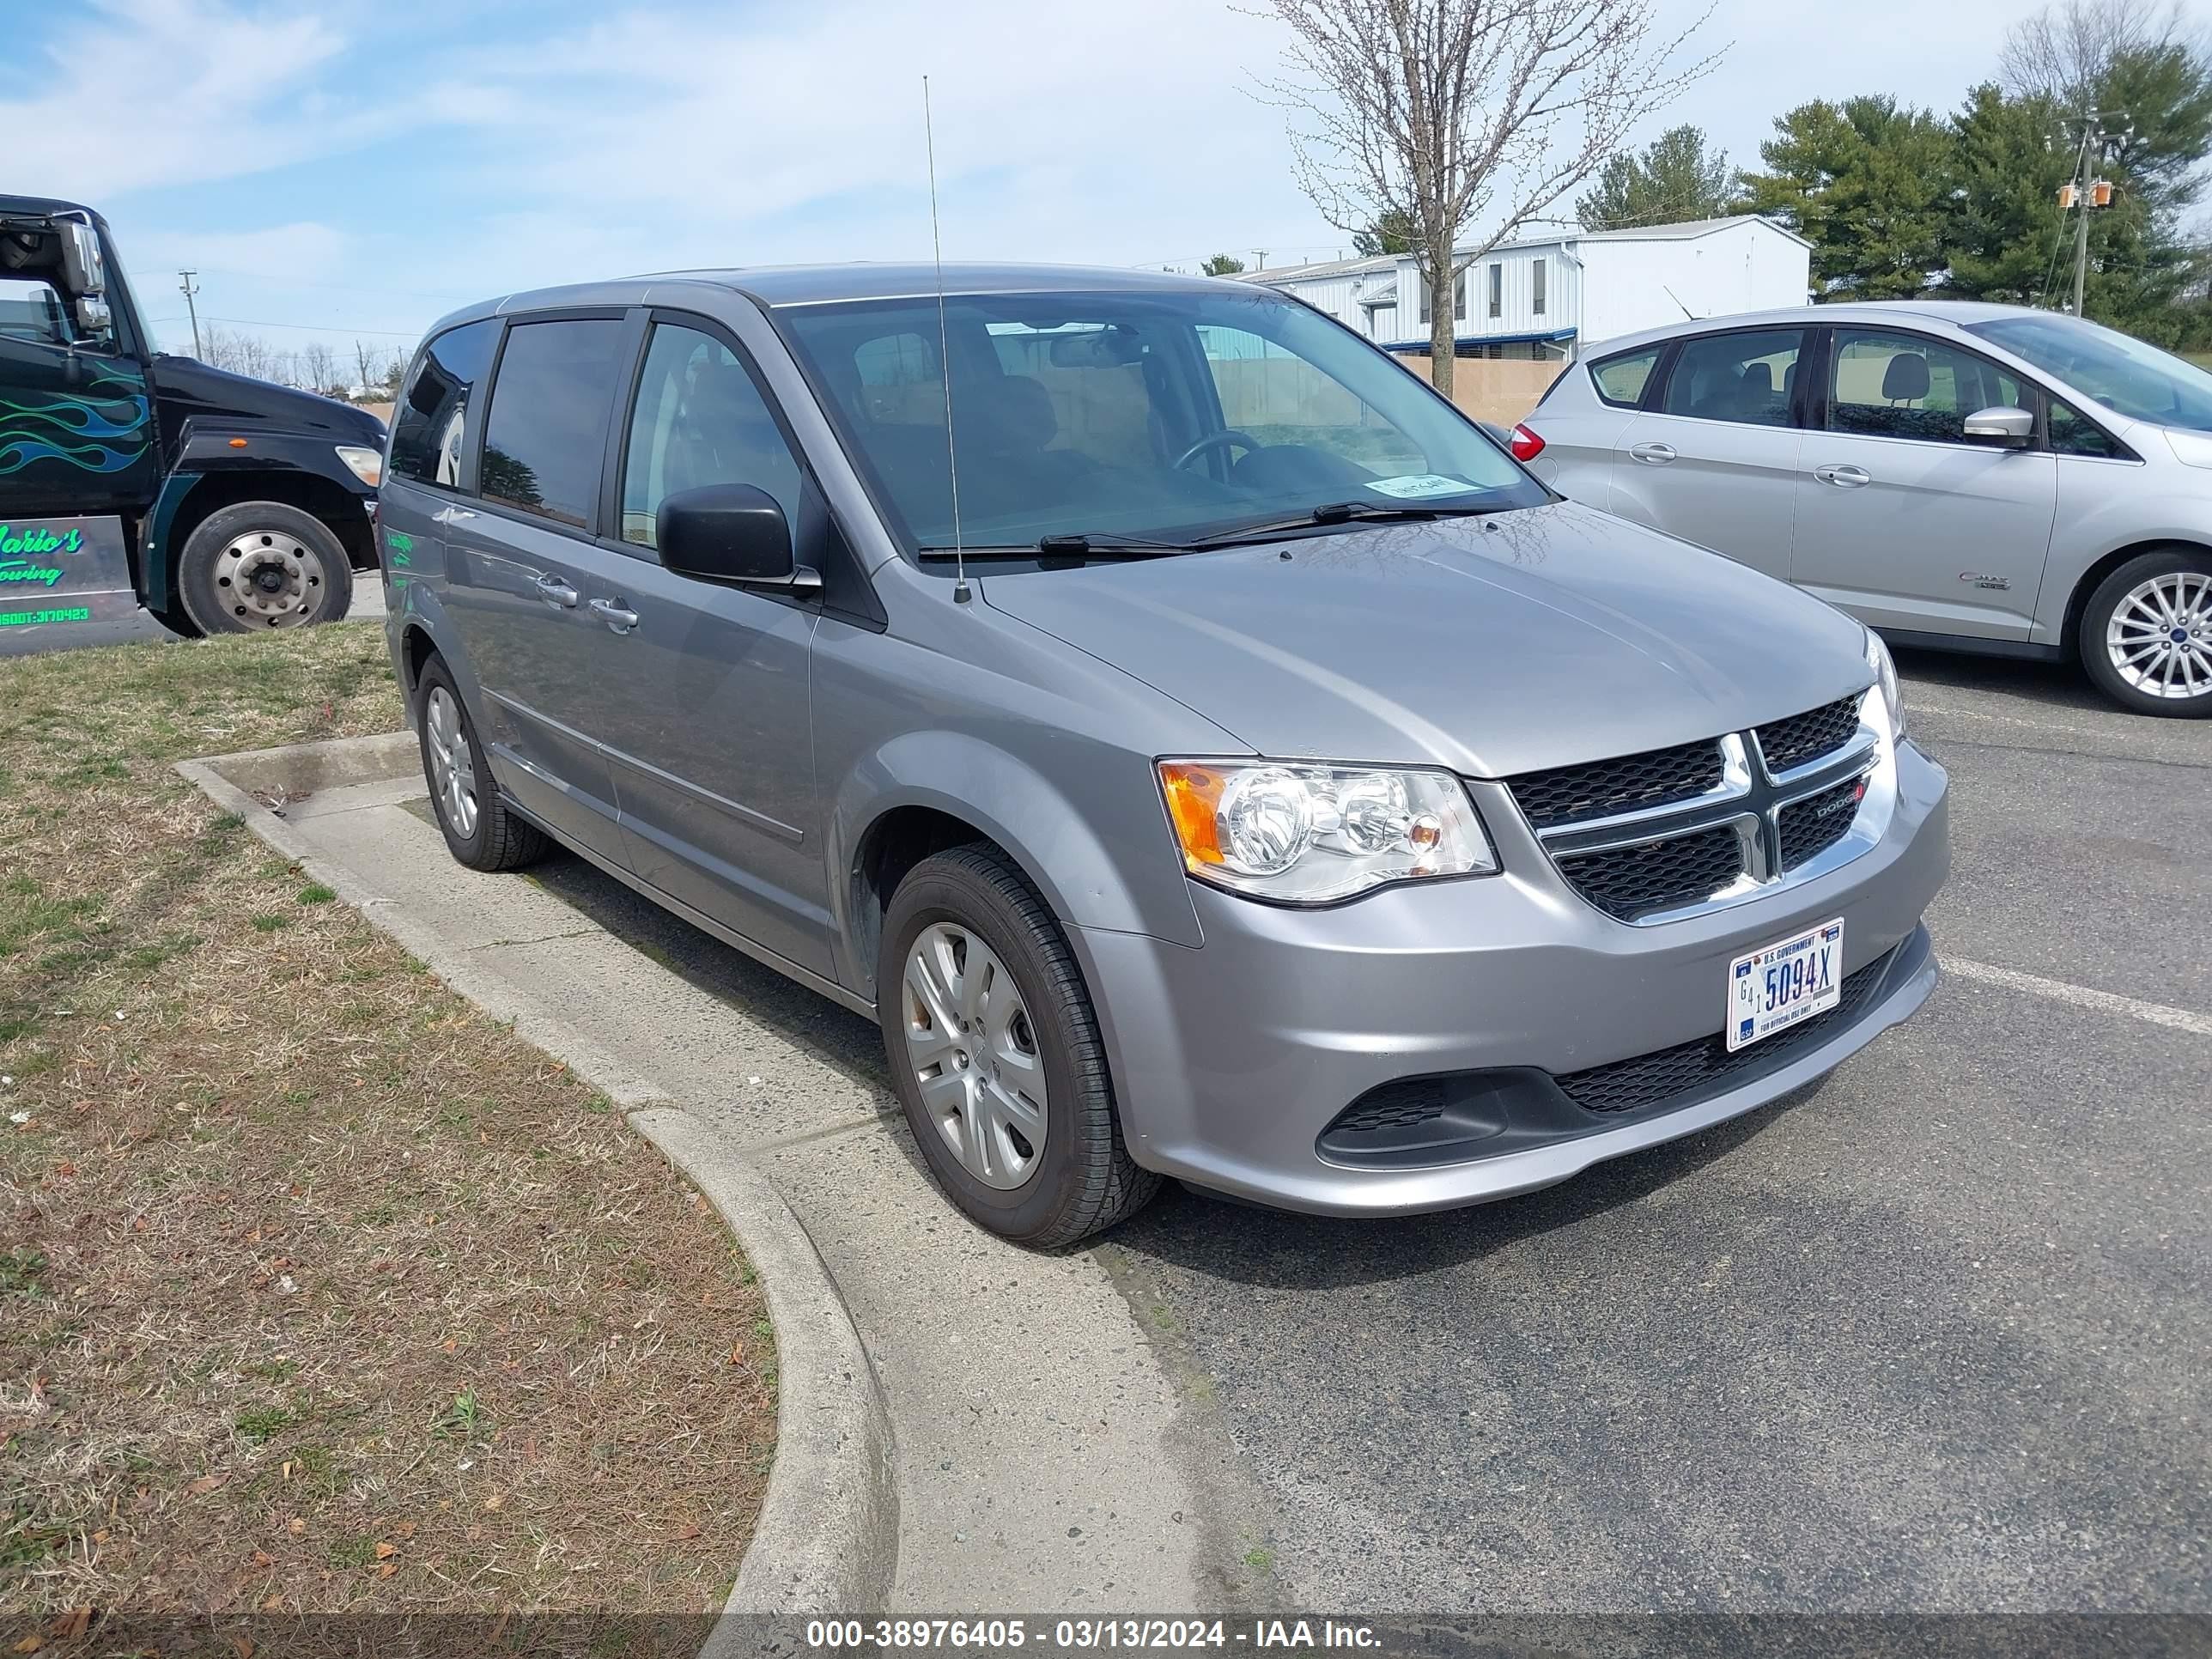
[491,647,2208,1613]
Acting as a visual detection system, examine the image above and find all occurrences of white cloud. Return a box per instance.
[11,0,374,201]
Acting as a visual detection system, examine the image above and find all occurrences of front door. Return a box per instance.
[1790,327,2057,640]
[440,313,634,863]
[1604,326,1808,580]
[1,247,158,523]
[591,316,832,977]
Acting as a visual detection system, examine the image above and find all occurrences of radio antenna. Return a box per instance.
[923,76,970,605]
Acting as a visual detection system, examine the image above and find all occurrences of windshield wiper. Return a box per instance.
[1182,500,1501,549]
[915,532,1194,562]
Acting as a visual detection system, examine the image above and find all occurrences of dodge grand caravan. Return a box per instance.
[379,264,1949,1245]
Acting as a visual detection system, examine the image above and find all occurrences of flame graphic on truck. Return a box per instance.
[0,371,151,477]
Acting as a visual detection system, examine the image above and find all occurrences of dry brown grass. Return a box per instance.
[0,623,772,1621]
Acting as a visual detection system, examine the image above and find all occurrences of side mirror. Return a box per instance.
[1963,405,2033,447]
[58,222,106,298]
[657,483,816,590]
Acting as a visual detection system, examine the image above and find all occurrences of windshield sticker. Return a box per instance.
[1364,473,1478,500]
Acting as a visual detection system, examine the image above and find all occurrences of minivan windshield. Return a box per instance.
[778,288,1544,559]
[1966,312,2212,433]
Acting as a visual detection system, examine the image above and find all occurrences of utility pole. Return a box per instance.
[2063,111,2127,319]
[177,270,202,357]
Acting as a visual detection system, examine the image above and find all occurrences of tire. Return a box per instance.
[876,845,1159,1247]
[2078,548,2212,717]
[416,655,548,872]
[175,501,355,635]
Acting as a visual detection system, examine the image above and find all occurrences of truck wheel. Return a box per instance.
[876,844,1159,1247]
[175,502,355,635]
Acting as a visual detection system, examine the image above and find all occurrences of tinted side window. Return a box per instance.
[1661,331,1803,427]
[2050,396,2124,459]
[1828,329,2024,444]
[479,319,624,529]
[390,319,499,488]
[0,275,72,348]
[620,323,804,549]
[1589,348,1659,409]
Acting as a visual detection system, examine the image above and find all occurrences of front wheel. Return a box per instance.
[876,845,1159,1247]
[2079,550,2212,717]
[175,501,354,635]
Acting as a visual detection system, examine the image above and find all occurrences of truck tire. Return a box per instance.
[175,502,355,635]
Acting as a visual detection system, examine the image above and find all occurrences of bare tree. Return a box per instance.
[301,340,338,396]
[2002,0,2198,108]
[1251,0,1719,394]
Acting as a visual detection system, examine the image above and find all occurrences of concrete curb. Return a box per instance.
[174,736,899,1625]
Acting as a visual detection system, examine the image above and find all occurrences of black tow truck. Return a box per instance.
[1,195,386,639]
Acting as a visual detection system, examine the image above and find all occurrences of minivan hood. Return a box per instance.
[980,501,1872,779]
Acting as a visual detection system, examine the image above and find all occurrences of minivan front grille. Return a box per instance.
[1756,696,1863,774]
[1554,946,1894,1113]
[1503,692,1876,925]
[1553,823,1744,921]
[1506,737,1725,830]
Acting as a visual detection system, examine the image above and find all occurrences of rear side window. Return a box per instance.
[1589,348,1659,409]
[1662,330,1803,428]
[0,275,71,347]
[478,319,625,529]
[390,319,498,489]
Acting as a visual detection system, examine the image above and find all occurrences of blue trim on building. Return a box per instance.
[1378,327,1577,355]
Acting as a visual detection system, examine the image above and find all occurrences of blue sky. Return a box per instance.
[9,0,2073,366]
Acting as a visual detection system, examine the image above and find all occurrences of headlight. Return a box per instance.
[1158,759,1497,903]
[1863,629,1905,740]
[335,444,382,488]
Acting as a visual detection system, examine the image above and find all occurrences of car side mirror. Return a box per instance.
[58,222,106,298]
[1963,405,2033,448]
[656,483,817,591]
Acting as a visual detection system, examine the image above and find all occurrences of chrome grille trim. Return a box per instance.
[1508,690,1888,926]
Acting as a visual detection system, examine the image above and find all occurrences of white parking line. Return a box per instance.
[1947,956,2212,1037]
[1903,699,2118,744]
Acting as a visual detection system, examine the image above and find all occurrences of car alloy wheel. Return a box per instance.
[901,921,1048,1190]
[423,684,478,839]
[2106,570,2212,701]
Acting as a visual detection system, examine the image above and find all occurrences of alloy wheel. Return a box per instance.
[2107,571,2212,701]
[424,686,479,839]
[901,921,1048,1190]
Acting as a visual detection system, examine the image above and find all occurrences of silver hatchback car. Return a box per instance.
[380,264,1948,1244]
[1517,301,2212,715]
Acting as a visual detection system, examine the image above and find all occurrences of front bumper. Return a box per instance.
[1074,738,1949,1216]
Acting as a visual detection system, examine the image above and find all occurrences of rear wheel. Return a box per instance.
[175,501,354,635]
[416,656,547,871]
[2079,549,2212,717]
[876,845,1158,1247]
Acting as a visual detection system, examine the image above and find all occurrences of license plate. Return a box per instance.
[1727,918,1844,1052]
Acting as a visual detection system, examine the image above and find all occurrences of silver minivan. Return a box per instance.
[1516,302,2212,715]
[380,264,1948,1244]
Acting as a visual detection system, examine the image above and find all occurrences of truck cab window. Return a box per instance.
[0,275,88,349]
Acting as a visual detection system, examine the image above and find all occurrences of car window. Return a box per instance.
[1967,312,2212,433]
[2049,395,2124,459]
[478,319,624,529]
[390,319,500,489]
[993,322,1160,471]
[1589,348,1659,409]
[0,275,72,348]
[619,323,804,549]
[1660,331,1802,427]
[1828,330,2024,445]
[1194,325,1425,478]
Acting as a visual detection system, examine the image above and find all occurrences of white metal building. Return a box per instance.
[1246,216,1813,362]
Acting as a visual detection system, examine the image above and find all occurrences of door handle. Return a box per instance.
[533,574,580,607]
[588,597,641,635]
[434,506,477,526]
[1814,464,1871,489]
[1629,442,1676,465]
